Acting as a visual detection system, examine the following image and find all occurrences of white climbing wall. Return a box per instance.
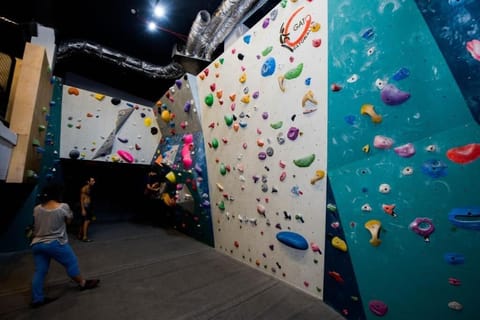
[198,1,328,298]
[59,86,161,164]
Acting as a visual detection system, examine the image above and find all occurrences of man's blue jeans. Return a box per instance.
[31,240,80,303]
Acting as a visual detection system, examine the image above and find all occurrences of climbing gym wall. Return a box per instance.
[154,74,214,246]
[198,1,329,298]
[59,86,161,164]
[327,0,480,319]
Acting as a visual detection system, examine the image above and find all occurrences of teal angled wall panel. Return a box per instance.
[327,0,480,319]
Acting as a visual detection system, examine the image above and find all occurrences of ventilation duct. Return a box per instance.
[55,40,185,80]
[203,0,259,60]
[184,0,260,60]
[184,10,211,57]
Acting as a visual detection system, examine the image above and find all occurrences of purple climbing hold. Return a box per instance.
[287,127,299,140]
[258,152,267,160]
[184,101,191,112]
[369,300,388,316]
[175,79,182,89]
[381,84,410,105]
[262,17,270,29]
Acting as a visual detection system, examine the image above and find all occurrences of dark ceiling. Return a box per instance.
[0,0,279,102]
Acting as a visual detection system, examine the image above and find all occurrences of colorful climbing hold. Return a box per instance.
[331,236,347,252]
[204,93,214,107]
[421,159,447,178]
[380,84,410,105]
[446,143,480,164]
[67,87,79,95]
[365,220,382,246]
[382,204,397,217]
[276,231,309,250]
[284,63,303,80]
[448,207,480,230]
[310,170,325,184]
[394,143,416,158]
[369,300,388,316]
[293,154,315,167]
[373,135,394,149]
[360,104,382,123]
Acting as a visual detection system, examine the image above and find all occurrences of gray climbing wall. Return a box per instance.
[59,86,161,164]
[198,1,329,298]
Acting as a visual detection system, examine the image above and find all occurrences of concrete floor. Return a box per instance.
[0,221,345,320]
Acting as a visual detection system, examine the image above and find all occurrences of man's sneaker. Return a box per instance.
[79,279,100,291]
[31,296,58,308]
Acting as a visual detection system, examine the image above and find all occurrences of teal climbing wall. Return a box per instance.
[327,0,480,319]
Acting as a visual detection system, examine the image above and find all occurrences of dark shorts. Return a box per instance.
[82,205,94,222]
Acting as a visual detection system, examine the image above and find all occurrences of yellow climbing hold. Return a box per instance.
[311,22,321,32]
[362,144,370,153]
[165,171,176,183]
[365,220,382,247]
[331,236,348,252]
[94,93,105,101]
[310,170,325,185]
[241,94,250,104]
[144,117,152,127]
[239,72,247,83]
[161,110,171,123]
[360,104,382,124]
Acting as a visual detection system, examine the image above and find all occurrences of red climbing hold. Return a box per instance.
[446,143,480,164]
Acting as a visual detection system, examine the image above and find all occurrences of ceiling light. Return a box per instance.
[153,4,165,18]
[147,21,157,31]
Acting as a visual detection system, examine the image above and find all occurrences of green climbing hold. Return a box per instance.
[219,58,224,64]
[262,46,273,56]
[218,200,225,211]
[38,124,46,132]
[220,163,227,175]
[270,121,283,129]
[281,0,287,8]
[205,93,214,107]
[224,114,234,126]
[293,153,315,167]
[212,138,219,149]
[327,203,337,212]
[284,63,304,80]
[32,138,41,147]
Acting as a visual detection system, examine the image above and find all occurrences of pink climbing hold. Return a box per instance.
[310,242,322,254]
[446,143,480,164]
[182,134,194,169]
[374,135,394,149]
[369,300,388,316]
[117,150,134,163]
[394,143,415,157]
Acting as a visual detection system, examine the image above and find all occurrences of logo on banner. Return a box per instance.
[279,6,312,52]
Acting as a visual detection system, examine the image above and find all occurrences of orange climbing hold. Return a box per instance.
[67,87,79,95]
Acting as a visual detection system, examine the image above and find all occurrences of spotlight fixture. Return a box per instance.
[153,4,165,18]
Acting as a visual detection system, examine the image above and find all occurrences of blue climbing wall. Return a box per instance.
[327,0,480,319]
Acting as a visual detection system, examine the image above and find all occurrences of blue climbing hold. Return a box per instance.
[276,231,308,250]
[392,67,410,81]
[444,252,465,265]
[261,57,276,77]
[421,159,448,178]
[448,207,480,230]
